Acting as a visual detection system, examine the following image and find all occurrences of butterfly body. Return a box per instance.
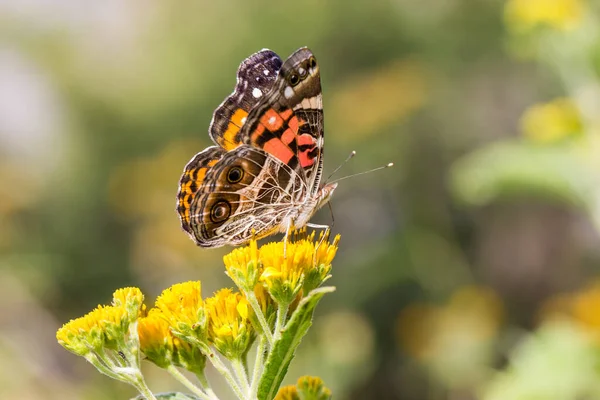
[177,47,333,247]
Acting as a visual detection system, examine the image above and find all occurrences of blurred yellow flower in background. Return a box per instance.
[505,0,585,32]
[274,376,332,400]
[540,280,600,342]
[274,386,300,400]
[520,98,583,144]
[397,286,504,387]
[328,59,427,141]
[108,139,225,280]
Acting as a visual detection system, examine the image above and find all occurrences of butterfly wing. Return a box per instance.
[185,145,302,247]
[177,146,227,236]
[209,50,283,150]
[239,47,324,195]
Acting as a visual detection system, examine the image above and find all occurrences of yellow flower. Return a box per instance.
[138,309,174,368]
[260,240,311,304]
[223,234,261,290]
[56,305,129,355]
[259,231,340,305]
[540,280,600,342]
[572,282,600,332]
[505,0,585,32]
[253,281,273,316]
[205,288,253,359]
[304,232,340,293]
[155,281,204,334]
[274,376,332,400]
[138,309,206,373]
[112,287,146,320]
[296,376,332,400]
[521,98,583,144]
[397,286,504,385]
[274,385,300,400]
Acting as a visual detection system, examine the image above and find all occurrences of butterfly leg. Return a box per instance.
[327,202,335,228]
[283,219,294,259]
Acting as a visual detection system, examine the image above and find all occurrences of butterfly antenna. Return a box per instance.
[329,162,394,184]
[324,150,356,183]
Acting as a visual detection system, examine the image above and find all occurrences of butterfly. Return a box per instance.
[176,47,336,247]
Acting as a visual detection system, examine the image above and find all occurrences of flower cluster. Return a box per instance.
[56,231,339,400]
[274,376,332,400]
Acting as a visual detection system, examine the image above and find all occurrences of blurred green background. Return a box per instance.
[3,0,600,399]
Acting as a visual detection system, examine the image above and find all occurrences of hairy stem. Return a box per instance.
[167,365,215,400]
[249,337,267,398]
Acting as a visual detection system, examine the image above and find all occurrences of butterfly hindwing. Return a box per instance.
[177,146,227,235]
[186,145,300,247]
[209,50,283,150]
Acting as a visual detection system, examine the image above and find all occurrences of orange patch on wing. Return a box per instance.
[251,124,266,143]
[178,165,212,222]
[222,109,248,150]
[299,151,315,168]
[261,109,284,131]
[281,128,296,145]
[264,138,294,164]
[288,116,300,133]
[279,108,293,121]
[297,134,315,146]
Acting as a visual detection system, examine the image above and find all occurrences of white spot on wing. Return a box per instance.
[263,69,270,76]
[284,86,294,99]
[298,67,305,75]
[268,116,276,125]
[241,117,247,124]
[252,88,262,98]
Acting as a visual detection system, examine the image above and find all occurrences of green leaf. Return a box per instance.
[257,286,335,400]
[131,392,199,400]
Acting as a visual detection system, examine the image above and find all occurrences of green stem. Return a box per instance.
[185,337,245,399]
[133,382,158,400]
[273,303,289,341]
[245,290,274,346]
[195,372,219,400]
[207,350,246,400]
[231,358,250,398]
[86,352,124,381]
[130,370,158,400]
[249,337,266,398]
[167,365,215,400]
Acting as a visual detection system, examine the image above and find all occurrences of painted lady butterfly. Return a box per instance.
[177,48,335,247]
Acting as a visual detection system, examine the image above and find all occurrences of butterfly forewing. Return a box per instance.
[209,50,283,150]
[240,47,324,195]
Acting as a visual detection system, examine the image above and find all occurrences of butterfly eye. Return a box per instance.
[210,201,231,223]
[227,166,244,184]
[289,73,300,86]
[309,57,317,69]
